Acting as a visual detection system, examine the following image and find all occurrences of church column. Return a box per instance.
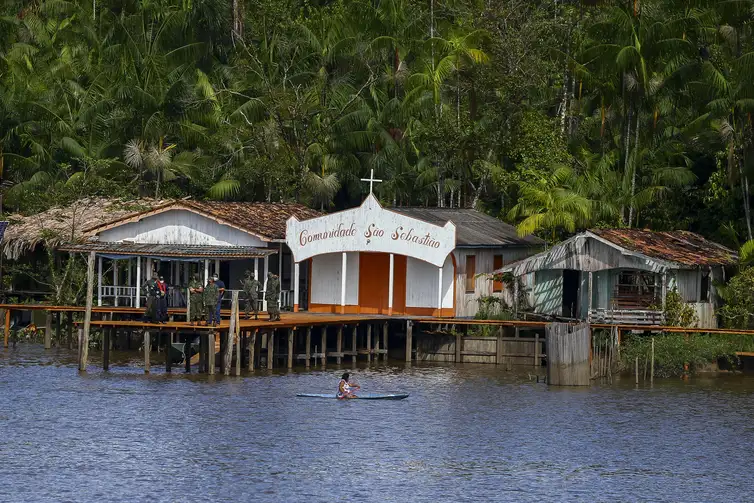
[340,252,347,314]
[437,266,443,317]
[127,258,132,306]
[388,254,394,315]
[214,259,220,278]
[135,257,141,308]
[97,256,103,307]
[293,262,300,312]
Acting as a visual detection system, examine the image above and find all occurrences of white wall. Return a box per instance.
[406,255,453,309]
[310,252,360,305]
[99,210,267,247]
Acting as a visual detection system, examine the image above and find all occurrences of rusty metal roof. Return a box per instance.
[390,207,543,247]
[589,229,737,266]
[85,200,322,241]
[58,242,277,259]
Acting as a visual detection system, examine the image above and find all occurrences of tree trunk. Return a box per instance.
[740,157,753,241]
[623,103,633,226]
[628,107,640,228]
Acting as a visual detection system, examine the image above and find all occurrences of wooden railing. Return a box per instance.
[588,308,664,326]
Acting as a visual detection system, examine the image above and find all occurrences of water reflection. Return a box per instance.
[1,345,753,503]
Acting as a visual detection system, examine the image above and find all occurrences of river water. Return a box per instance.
[1,345,753,503]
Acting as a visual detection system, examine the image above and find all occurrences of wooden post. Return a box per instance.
[67,311,73,349]
[184,334,191,374]
[650,337,655,385]
[44,310,52,349]
[4,308,10,348]
[352,325,357,364]
[224,291,239,375]
[405,320,412,362]
[77,328,84,367]
[80,251,96,371]
[287,328,294,369]
[144,331,151,373]
[336,326,343,364]
[267,330,274,370]
[54,312,61,346]
[103,328,111,371]
[366,324,372,363]
[455,331,462,363]
[374,324,380,362]
[305,327,311,369]
[383,323,388,361]
[248,329,257,372]
[208,330,216,375]
[545,322,590,386]
[165,331,171,373]
[635,356,639,385]
[321,328,327,367]
[496,326,503,365]
[533,333,539,367]
[235,312,242,376]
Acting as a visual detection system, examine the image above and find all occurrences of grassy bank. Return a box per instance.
[619,332,754,377]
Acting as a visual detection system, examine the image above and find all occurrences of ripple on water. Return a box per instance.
[1,345,754,503]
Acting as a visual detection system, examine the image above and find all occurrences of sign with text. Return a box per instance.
[286,195,456,267]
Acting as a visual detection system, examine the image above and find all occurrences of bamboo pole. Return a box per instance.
[234,310,241,376]
[635,356,639,385]
[650,337,655,385]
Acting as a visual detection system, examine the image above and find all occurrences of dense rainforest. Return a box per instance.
[0,0,753,249]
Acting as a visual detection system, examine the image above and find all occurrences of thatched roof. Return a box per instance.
[2,198,170,260]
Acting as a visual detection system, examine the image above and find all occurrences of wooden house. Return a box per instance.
[498,229,738,328]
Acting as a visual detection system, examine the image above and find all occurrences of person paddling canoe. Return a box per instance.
[337,372,360,399]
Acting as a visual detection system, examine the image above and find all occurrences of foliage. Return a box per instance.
[717,267,754,329]
[663,288,698,328]
[474,295,513,321]
[620,332,754,378]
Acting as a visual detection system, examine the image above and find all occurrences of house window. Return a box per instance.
[465,255,476,293]
[700,271,710,302]
[493,255,503,292]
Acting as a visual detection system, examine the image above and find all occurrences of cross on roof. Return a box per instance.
[360,168,383,195]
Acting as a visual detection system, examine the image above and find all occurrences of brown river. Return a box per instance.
[1,345,753,502]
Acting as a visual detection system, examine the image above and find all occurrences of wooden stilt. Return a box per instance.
[352,325,357,364]
[235,321,242,377]
[405,321,412,362]
[336,326,342,364]
[77,328,84,367]
[208,331,216,375]
[224,291,239,375]
[144,331,151,373]
[305,327,311,369]
[165,331,171,373]
[44,311,52,349]
[383,323,388,361]
[534,333,540,367]
[54,312,61,346]
[455,332,462,363]
[366,324,372,364]
[80,251,95,371]
[3,309,9,348]
[267,330,274,370]
[496,326,503,365]
[287,328,294,370]
[184,333,191,373]
[103,328,111,371]
[198,332,206,372]
[248,329,257,372]
[67,312,73,349]
[321,328,327,367]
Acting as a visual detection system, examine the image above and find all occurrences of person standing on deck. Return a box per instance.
[213,273,225,324]
[242,270,261,320]
[156,275,168,323]
[188,273,204,325]
[142,272,159,323]
[265,272,281,321]
[204,276,220,326]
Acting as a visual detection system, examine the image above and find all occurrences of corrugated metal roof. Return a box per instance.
[58,242,277,259]
[389,207,543,247]
[85,200,323,241]
[590,229,737,266]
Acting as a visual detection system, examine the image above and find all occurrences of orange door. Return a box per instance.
[392,255,407,314]
[358,252,390,314]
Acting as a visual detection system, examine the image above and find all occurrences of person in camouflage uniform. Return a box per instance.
[242,270,261,320]
[188,273,204,325]
[203,276,220,326]
[265,272,281,321]
[142,273,160,323]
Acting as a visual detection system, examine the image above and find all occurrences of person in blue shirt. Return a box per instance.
[213,274,225,323]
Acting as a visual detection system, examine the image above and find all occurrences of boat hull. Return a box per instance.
[296,393,409,400]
